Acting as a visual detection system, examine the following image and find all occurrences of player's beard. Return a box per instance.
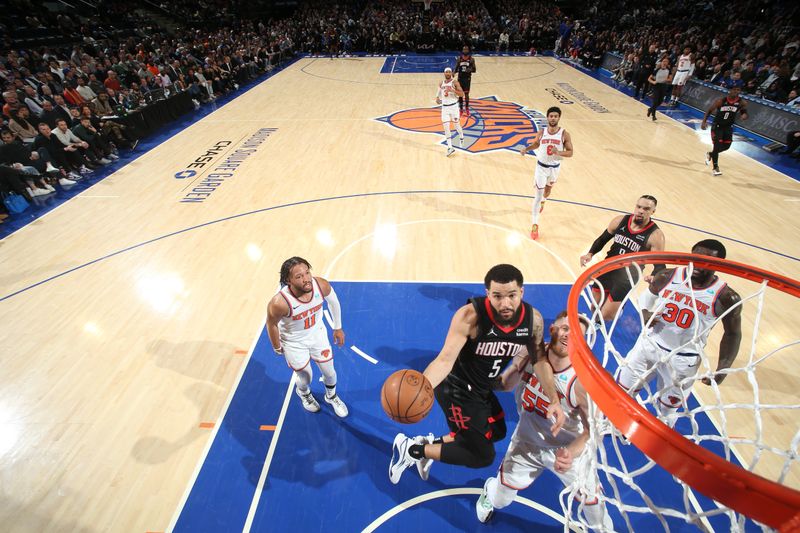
[491,301,521,326]
[292,281,313,295]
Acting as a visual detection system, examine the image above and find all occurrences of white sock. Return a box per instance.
[444,122,452,148]
[455,121,463,139]
[581,500,614,531]
[532,187,545,225]
[486,476,516,509]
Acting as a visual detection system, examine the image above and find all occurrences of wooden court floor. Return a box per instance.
[1,55,798,531]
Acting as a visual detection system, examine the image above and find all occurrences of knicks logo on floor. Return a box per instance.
[376,96,547,154]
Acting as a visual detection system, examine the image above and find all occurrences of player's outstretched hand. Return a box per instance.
[554,447,572,473]
[547,403,566,436]
[702,373,726,386]
[333,329,345,346]
[579,253,593,267]
[519,146,526,156]
[700,121,708,130]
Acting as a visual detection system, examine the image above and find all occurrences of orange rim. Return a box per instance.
[567,251,800,532]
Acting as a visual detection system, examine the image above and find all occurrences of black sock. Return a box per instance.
[711,150,719,167]
[432,437,444,445]
[324,383,336,398]
[409,444,425,460]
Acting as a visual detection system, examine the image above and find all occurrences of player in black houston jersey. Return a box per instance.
[455,45,476,115]
[389,264,565,484]
[580,195,666,322]
[702,86,748,176]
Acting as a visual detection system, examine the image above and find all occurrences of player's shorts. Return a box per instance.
[281,325,333,370]
[457,76,471,92]
[534,161,561,189]
[441,103,460,123]
[711,124,733,145]
[672,70,690,86]
[498,428,602,503]
[593,265,641,302]
[616,334,701,408]
[434,374,505,442]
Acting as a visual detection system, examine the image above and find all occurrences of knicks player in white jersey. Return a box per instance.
[476,311,613,530]
[669,46,694,105]
[266,257,348,417]
[519,106,573,240]
[617,240,743,426]
[436,67,465,157]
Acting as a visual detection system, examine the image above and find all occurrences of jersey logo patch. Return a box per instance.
[375,96,546,154]
[447,404,471,430]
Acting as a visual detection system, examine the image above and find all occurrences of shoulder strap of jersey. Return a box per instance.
[617,214,630,232]
[469,297,484,337]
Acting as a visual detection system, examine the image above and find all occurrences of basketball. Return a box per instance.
[381,369,434,424]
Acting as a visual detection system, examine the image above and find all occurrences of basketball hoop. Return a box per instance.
[566,251,800,532]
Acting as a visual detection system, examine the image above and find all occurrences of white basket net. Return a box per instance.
[561,253,800,533]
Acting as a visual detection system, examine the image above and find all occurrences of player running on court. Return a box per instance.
[437,67,465,157]
[519,106,573,240]
[266,256,349,418]
[580,195,666,322]
[455,45,476,116]
[702,86,748,176]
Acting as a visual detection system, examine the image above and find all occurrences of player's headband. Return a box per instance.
[444,67,452,73]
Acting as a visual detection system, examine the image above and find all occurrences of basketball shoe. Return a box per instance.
[446,147,455,157]
[324,393,348,418]
[476,477,495,523]
[530,224,539,240]
[296,388,320,413]
[415,433,434,480]
[712,167,722,176]
[389,433,419,484]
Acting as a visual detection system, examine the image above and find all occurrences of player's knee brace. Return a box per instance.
[463,432,496,467]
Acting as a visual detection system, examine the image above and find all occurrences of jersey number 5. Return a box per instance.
[304,314,316,329]
[488,359,503,378]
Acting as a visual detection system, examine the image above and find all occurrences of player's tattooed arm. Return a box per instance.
[704,286,743,385]
[740,100,749,120]
[423,304,474,389]
[530,309,566,435]
[266,294,290,354]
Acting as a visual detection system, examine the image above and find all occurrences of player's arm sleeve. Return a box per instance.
[471,58,476,73]
[588,230,614,255]
[324,286,343,329]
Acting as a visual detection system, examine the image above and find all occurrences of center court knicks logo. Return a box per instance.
[376,96,547,154]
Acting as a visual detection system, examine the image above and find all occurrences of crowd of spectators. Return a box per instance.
[3,0,799,220]
[565,0,799,106]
